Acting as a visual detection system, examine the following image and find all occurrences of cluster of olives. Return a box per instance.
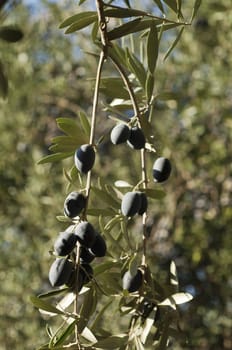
[110,123,145,150]
[48,192,106,290]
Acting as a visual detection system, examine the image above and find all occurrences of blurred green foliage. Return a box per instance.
[0,0,231,349]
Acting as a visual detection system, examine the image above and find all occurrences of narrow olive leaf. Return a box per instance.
[49,143,78,153]
[143,188,166,199]
[104,8,146,18]
[100,77,130,100]
[170,292,193,304]
[134,336,145,350]
[140,116,155,143]
[155,91,178,100]
[170,260,179,287]
[51,320,77,347]
[107,18,142,41]
[93,334,129,349]
[94,260,121,276]
[129,253,139,276]
[153,0,165,13]
[91,186,120,209]
[56,117,86,139]
[81,327,97,344]
[91,299,113,331]
[65,16,98,34]
[0,61,8,99]
[59,11,97,28]
[163,26,185,61]
[147,22,158,74]
[38,287,69,299]
[37,152,73,164]
[126,49,146,88]
[109,43,128,70]
[30,296,65,315]
[78,288,97,333]
[163,0,183,18]
[145,72,155,102]
[115,180,132,188]
[79,111,91,137]
[0,26,23,42]
[140,309,157,344]
[190,0,202,22]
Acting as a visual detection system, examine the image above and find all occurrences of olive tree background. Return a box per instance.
[0,0,231,349]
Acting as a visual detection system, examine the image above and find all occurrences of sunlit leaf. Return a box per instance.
[100,77,130,100]
[115,180,132,188]
[56,117,86,139]
[50,320,77,347]
[170,260,179,287]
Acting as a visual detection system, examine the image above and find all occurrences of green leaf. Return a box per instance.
[190,0,202,22]
[163,0,184,19]
[59,11,97,28]
[91,299,113,331]
[65,16,98,34]
[126,49,146,88]
[79,111,91,137]
[56,117,86,139]
[147,21,159,74]
[78,288,97,333]
[37,152,73,164]
[93,334,128,349]
[143,188,166,199]
[38,287,69,299]
[91,186,120,209]
[30,296,65,315]
[170,261,179,287]
[129,253,139,276]
[0,26,23,42]
[153,0,165,13]
[158,292,193,308]
[0,61,8,99]
[100,77,130,100]
[94,260,121,276]
[51,320,77,347]
[107,18,142,41]
[49,143,78,153]
[163,26,185,61]
[145,72,155,102]
[104,8,146,18]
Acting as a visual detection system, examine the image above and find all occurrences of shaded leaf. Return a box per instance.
[0,61,8,99]
[104,8,145,18]
[78,288,97,333]
[91,186,120,209]
[153,0,165,13]
[163,26,185,61]
[142,188,166,199]
[87,208,115,216]
[126,49,147,88]
[59,11,97,28]
[79,111,91,137]
[100,77,130,100]
[145,72,155,102]
[38,287,69,299]
[50,320,77,347]
[190,0,202,22]
[107,18,142,40]
[0,26,23,42]
[93,334,128,348]
[56,117,86,139]
[147,21,158,74]
[30,296,65,315]
[65,16,98,34]
[37,152,73,164]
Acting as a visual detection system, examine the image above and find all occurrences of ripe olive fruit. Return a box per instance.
[49,258,74,287]
[122,269,143,292]
[127,126,145,150]
[89,234,107,257]
[74,144,95,174]
[110,123,130,144]
[80,246,95,264]
[64,191,86,218]
[153,157,171,183]
[137,191,148,215]
[74,221,97,248]
[121,191,141,217]
[54,230,78,256]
